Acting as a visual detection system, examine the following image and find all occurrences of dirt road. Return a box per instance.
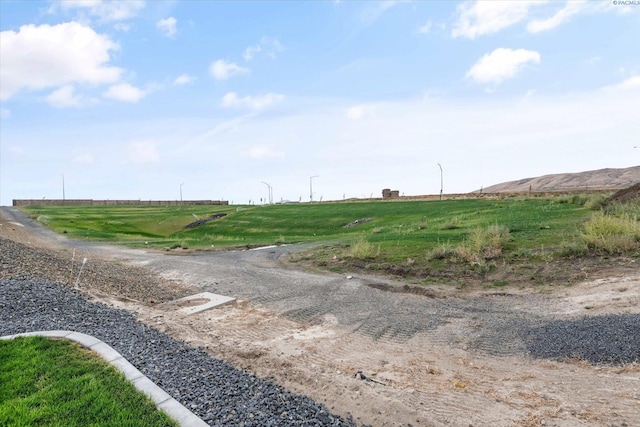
[1,206,639,426]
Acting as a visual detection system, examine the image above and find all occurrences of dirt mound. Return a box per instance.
[607,183,640,204]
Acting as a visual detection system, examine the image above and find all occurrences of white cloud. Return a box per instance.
[527,1,586,33]
[346,106,365,120]
[346,104,376,120]
[72,153,94,163]
[466,48,541,84]
[157,17,177,37]
[45,85,84,108]
[0,23,122,101]
[127,140,159,164]
[243,44,262,61]
[417,20,432,34]
[103,83,146,102]
[174,74,194,85]
[242,37,284,62]
[55,0,145,22]
[221,92,284,110]
[261,37,285,59]
[608,75,640,90]
[210,60,249,80]
[113,22,133,32]
[452,1,544,39]
[242,145,285,160]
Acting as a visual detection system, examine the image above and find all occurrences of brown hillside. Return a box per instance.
[481,166,640,193]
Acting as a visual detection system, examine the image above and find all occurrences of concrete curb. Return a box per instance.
[0,330,209,427]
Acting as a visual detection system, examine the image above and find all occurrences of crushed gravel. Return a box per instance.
[0,278,359,427]
[520,314,640,365]
[0,236,187,303]
[0,236,358,426]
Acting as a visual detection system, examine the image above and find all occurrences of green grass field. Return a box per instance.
[20,194,639,286]
[22,197,590,252]
[0,336,177,427]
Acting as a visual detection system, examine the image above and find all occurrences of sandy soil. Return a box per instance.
[2,208,639,427]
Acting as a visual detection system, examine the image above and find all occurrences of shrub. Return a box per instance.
[427,243,457,260]
[456,225,511,263]
[440,216,463,230]
[582,212,640,254]
[604,201,640,221]
[584,194,607,211]
[349,238,379,259]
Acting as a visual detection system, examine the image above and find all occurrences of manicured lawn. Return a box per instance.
[0,336,177,427]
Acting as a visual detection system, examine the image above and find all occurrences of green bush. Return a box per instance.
[582,212,640,254]
[584,194,607,211]
[349,238,380,259]
[456,225,511,263]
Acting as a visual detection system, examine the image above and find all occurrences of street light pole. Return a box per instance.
[62,174,65,201]
[180,183,184,202]
[261,181,272,204]
[437,163,443,201]
[309,175,319,202]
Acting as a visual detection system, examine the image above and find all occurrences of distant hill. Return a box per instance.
[480,166,640,193]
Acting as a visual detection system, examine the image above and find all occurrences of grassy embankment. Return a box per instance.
[21,194,640,287]
[0,336,177,427]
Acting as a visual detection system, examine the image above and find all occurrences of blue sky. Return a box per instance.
[1,0,639,205]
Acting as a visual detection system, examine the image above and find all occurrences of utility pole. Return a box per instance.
[310,175,319,202]
[437,163,443,201]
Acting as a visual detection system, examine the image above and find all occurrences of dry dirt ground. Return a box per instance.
[1,208,639,427]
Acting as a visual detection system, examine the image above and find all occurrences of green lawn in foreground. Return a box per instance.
[0,336,177,427]
[21,197,592,256]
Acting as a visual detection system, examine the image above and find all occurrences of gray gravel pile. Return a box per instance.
[0,236,187,303]
[0,278,360,427]
[520,314,640,365]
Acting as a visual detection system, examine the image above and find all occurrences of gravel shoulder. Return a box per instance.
[2,206,640,426]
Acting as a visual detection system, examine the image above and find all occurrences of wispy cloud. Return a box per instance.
[72,153,94,164]
[173,74,195,85]
[466,48,541,84]
[243,37,284,61]
[242,145,285,160]
[45,85,86,108]
[527,1,586,33]
[127,140,160,164]
[417,20,433,34]
[210,60,249,80]
[103,83,146,103]
[221,92,284,110]
[157,17,177,37]
[52,0,146,22]
[452,1,541,39]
